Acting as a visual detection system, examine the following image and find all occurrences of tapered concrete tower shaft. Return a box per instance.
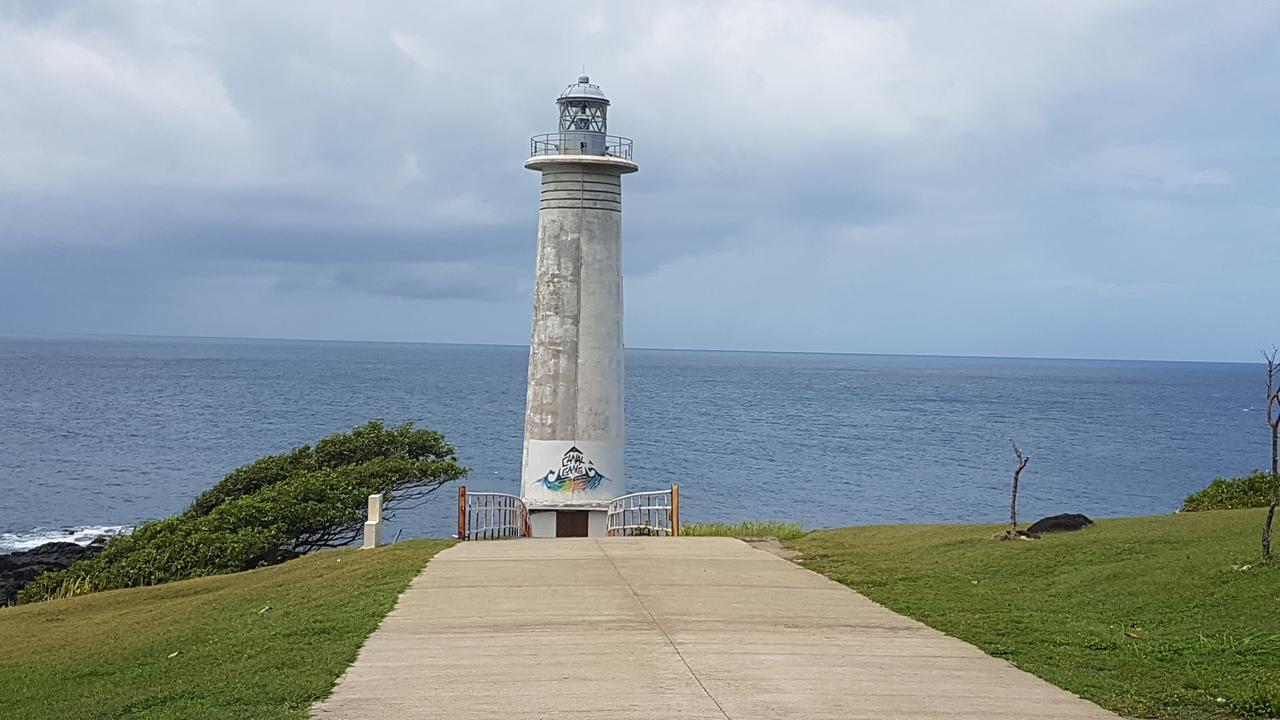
[520,76,637,538]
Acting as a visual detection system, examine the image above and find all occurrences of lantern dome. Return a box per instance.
[558,75,611,105]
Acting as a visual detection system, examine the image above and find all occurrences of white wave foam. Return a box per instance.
[0,525,131,553]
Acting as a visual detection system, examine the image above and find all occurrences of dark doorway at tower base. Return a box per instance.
[555,511,590,537]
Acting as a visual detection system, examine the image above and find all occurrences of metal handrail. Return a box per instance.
[529,132,633,160]
[606,484,680,537]
[457,487,531,540]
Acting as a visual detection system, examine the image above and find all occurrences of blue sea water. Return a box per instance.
[0,335,1267,550]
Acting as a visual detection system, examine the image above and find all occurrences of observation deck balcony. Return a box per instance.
[530,132,633,161]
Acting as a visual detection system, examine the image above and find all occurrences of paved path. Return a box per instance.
[313,538,1119,719]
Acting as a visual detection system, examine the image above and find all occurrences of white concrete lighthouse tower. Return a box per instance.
[520,75,637,538]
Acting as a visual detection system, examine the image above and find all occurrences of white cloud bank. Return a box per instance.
[1,1,1277,360]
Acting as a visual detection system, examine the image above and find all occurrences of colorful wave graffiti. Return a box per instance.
[538,446,608,493]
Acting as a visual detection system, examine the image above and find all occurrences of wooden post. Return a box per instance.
[671,484,680,537]
[457,485,467,541]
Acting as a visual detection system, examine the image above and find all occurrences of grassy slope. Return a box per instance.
[792,509,1279,719]
[0,539,453,720]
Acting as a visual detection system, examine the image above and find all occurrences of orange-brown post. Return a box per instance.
[671,484,680,537]
[457,485,468,541]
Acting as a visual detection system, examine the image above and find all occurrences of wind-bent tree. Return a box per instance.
[1006,439,1030,538]
[20,420,467,603]
[1263,348,1280,561]
[184,420,466,552]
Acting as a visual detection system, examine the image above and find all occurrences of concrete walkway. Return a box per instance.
[313,538,1120,719]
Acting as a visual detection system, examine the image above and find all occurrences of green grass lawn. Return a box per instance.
[0,539,453,720]
[791,509,1280,719]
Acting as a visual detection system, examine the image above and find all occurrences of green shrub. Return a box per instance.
[1182,472,1279,512]
[18,421,466,604]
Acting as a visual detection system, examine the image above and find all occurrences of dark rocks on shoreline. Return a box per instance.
[994,513,1095,541]
[0,538,108,606]
[1026,513,1094,535]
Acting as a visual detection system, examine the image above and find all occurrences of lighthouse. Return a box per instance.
[520,76,637,538]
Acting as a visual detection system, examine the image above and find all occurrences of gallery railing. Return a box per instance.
[606,485,680,537]
[457,487,530,540]
[529,133,634,160]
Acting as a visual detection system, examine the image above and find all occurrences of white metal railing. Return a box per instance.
[457,487,530,540]
[606,485,680,537]
[530,132,634,160]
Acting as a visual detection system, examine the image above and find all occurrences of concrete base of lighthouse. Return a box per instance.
[529,508,608,538]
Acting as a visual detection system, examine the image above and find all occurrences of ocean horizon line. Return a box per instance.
[0,330,1259,367]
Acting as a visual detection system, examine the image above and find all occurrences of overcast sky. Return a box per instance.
[2,1,1277,362]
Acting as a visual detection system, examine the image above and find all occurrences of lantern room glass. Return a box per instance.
[559,102,607,134]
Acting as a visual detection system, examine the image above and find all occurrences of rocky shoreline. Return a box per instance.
[0,538,108,606]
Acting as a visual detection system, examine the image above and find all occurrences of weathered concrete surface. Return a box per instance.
[520,154,637,518]
[312,538,1121,719]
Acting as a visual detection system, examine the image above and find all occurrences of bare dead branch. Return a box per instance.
[1263,347,1280,561]
[1008,439,1031,537]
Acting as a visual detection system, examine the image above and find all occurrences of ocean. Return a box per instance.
[0,335,1267,551]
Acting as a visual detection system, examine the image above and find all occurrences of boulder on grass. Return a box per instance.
[1025,513,1093,535]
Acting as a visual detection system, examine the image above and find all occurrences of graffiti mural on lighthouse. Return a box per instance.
[538,446,609,493]
[522,438,622,505]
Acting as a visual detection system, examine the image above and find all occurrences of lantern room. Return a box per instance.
[556,75,610,155]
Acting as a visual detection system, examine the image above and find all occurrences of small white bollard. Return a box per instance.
[362,493,384,549]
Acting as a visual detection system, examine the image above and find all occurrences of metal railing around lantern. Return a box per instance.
[606,485,680,537]
[529,133,634,160]
[457,487,531,540]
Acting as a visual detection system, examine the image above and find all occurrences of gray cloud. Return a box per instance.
[1,1,1278,360]
[329,262,527,303]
